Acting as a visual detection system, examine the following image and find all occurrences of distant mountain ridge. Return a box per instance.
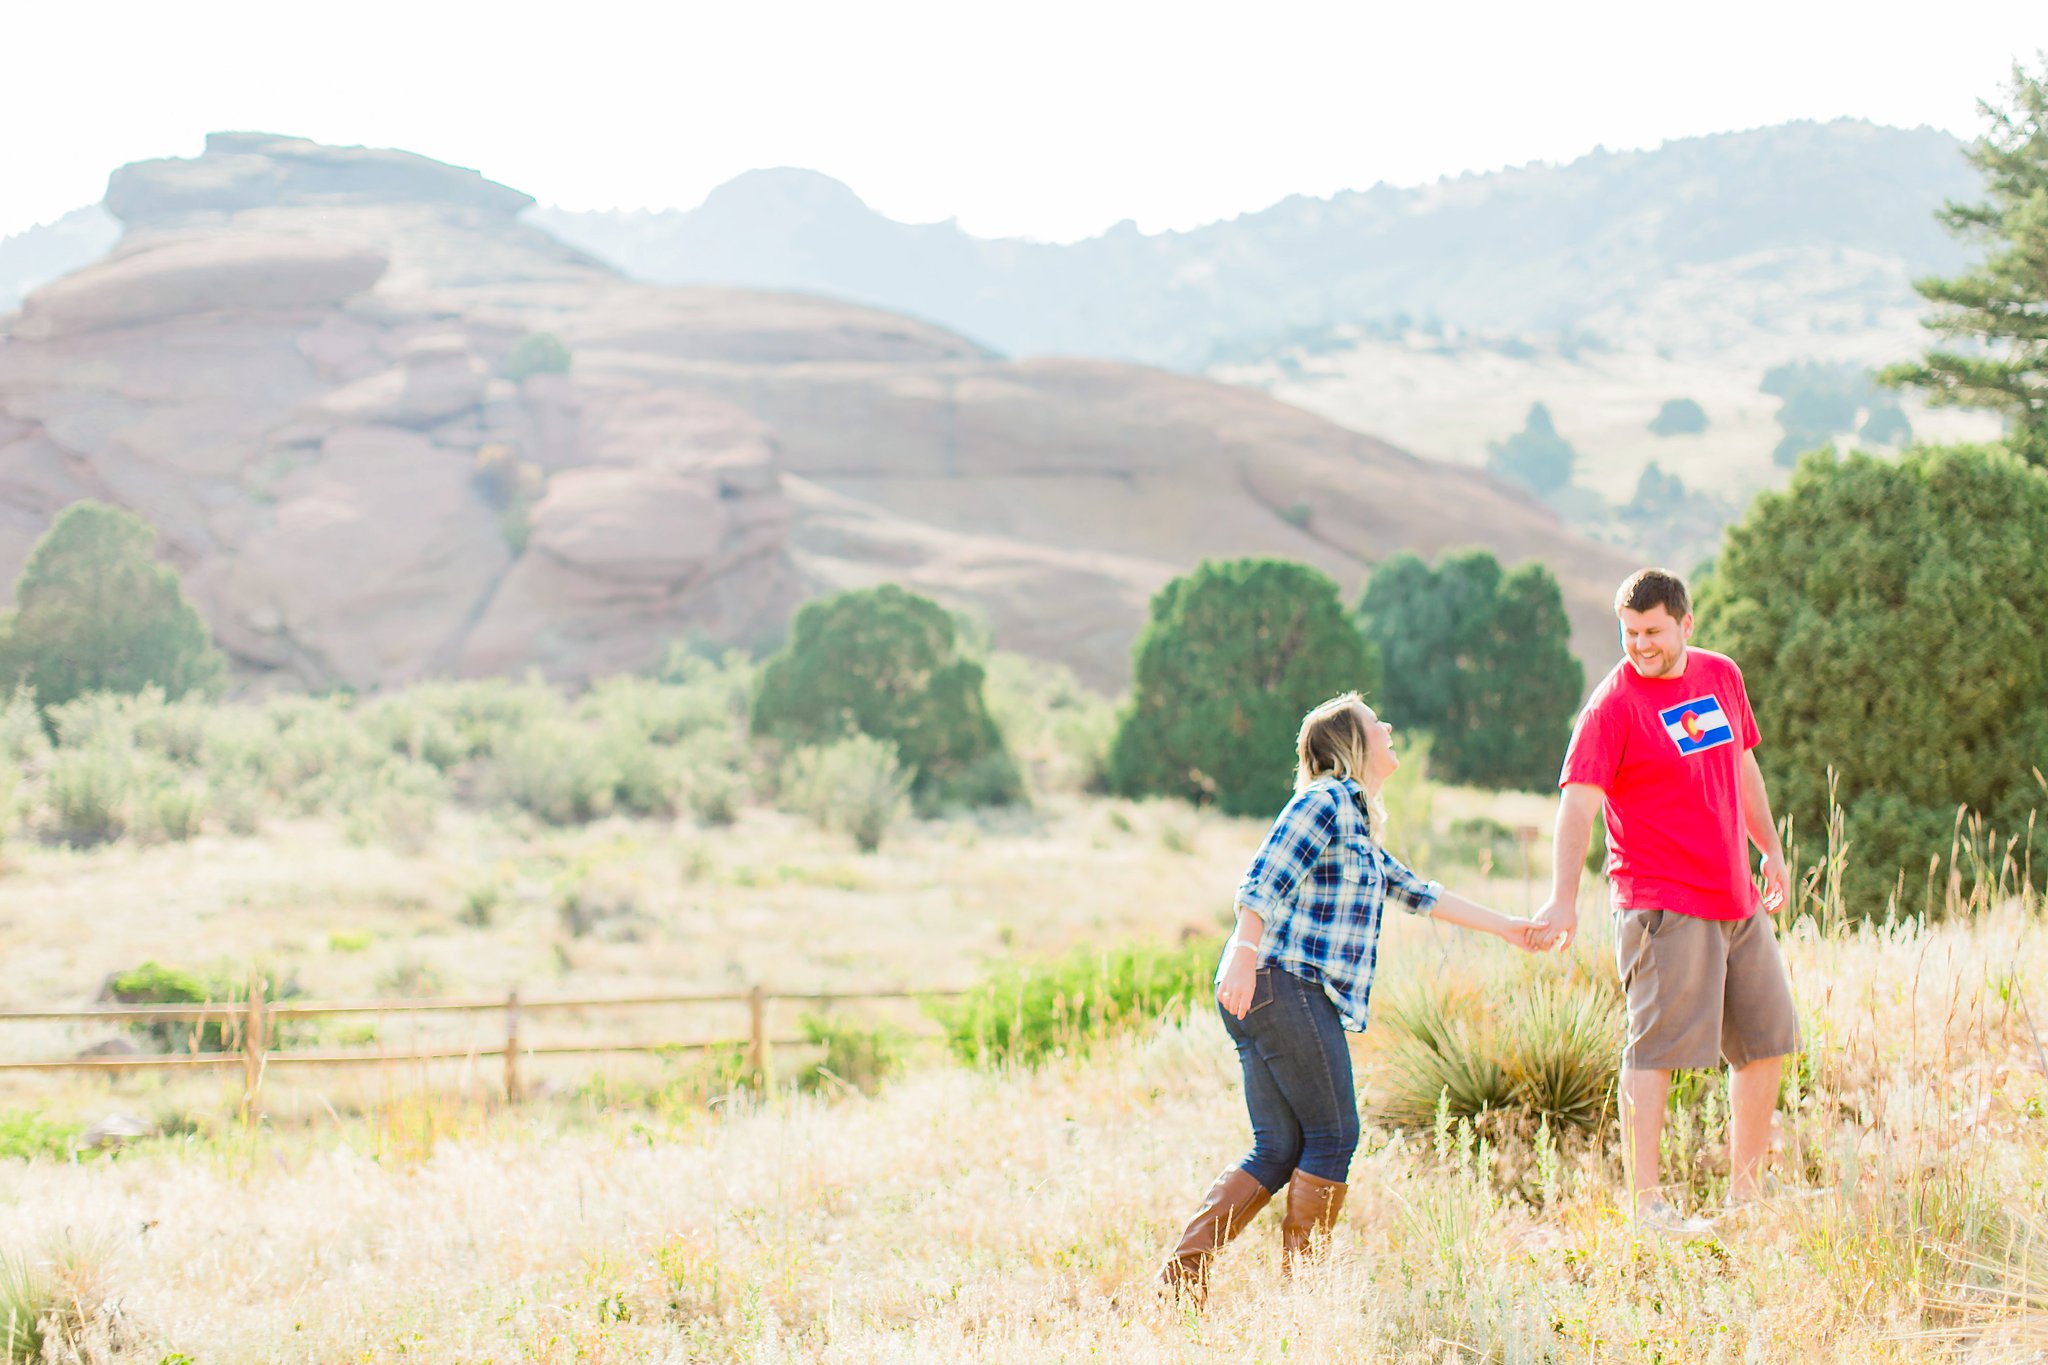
[530,120,1978,368]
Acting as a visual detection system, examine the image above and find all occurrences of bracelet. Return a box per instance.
[1224,939,1258,958]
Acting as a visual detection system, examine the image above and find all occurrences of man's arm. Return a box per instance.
[1532,783,1605,949]
[1739,749,1789,912]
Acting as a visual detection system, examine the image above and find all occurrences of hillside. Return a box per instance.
[532,121,2003,555]
[533,121,1975,370]
[0,134,1632,695]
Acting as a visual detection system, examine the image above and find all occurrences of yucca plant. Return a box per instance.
[1372,961,1621,1136]
[1372,985,1513,1129]
[1496,976,1623,1133]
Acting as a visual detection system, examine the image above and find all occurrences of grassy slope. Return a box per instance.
[0,788,2040,1360]
[0,901,2040,1361]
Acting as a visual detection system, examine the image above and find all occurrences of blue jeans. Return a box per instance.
[1219,965,1360,1191]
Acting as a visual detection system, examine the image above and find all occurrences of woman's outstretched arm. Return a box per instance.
[1426,889,1544,950]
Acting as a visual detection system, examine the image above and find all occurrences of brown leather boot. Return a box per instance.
[1156,1167,1272,1306]
[1279,1170,1347,1274]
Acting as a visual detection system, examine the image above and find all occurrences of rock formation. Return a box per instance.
[0,133,1634,693]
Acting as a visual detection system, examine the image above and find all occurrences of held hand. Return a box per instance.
[1215,945,1258,1019]
[1498,919,1546,953]
[1758,851,1789,914]
[1530,896,1578,952]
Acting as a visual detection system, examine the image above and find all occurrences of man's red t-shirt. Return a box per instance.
[1558,647,1761,921]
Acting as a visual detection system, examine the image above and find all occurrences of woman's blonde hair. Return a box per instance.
[1294,692,1387,831]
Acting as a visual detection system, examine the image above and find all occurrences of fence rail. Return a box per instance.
[0,983,966,1117]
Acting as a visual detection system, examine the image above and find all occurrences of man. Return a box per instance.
[1532,568,1800,1231]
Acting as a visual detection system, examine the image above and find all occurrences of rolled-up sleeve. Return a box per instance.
[1378,848,1443,916]
[1234,787,1339,924]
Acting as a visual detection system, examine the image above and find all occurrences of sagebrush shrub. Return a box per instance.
[143,782,207,843]
[672,730,747,825]
[339,762,444,852]
[796,1012,907,1096]
[982,653,1115,795]
[0,690,46,769]
[486,720,618,824]
[780,736,910,853]
[43,742,135,846]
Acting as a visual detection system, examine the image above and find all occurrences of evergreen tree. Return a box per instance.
[1356,550,1582,791]
[1695,444,2048,915]
[1485,402,1578,495]
[1108,559,1377,817]
[751,584,1020,809]
[1648,398,1709,436]
[1881,59,2048,466]
[0,501,224,710]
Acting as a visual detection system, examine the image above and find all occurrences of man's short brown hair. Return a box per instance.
[1615,568,1690,619]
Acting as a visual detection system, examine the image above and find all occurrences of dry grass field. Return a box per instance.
[0,687,2042,1361]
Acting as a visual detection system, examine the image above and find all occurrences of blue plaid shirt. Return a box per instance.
[1233,776,1442,1032]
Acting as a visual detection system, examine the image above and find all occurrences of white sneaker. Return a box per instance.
[1724,1176,1828,1216]
[1633,1199,1714,1236]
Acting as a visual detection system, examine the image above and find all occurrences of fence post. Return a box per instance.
[503,988,522,1103]
[747,984,770,1089]
[241,976,267,1126]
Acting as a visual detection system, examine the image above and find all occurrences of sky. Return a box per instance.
[4,0,2042,244]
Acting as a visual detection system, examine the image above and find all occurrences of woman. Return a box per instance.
[1157,692,1542,1303]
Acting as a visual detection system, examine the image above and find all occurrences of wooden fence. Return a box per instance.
[0,982,964,1120]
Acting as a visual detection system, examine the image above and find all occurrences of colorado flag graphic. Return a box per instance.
[1659,695,1734,756]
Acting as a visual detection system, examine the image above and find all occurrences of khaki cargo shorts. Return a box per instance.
[1613,908,1800,1071]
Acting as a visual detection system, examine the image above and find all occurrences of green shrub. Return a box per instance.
[105,961,234,1052]
[1355,550,1582,791]
[0,691,46,770]
[358,694,467,770]
[105,960,302,1055]
[459,880,502,928]
[43,741,135,846]
[1648,397,1709,436]
[208,771,264,836]
[982,653,1116,795]
[339,761,444,852]
[1485,402,1577,496]
[486,720,618,824]
[0,501,224,712]
[258,695,387,811]
[555,870,646,940]
[572,1044,754,1123]
[751,585,1021,811]
[0,1108,73,1162]
[142,782,207,842]
[933,938,1220,1068]
[796,1012,907,1096]
[374,954,444,999]
[1109,558,1375,817]
[1696,443,2048,915]
[591,722,684,819]
[505,332,572,381]
[672,730,747,825]
[779,735,910,853]
[579,674,734,746]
